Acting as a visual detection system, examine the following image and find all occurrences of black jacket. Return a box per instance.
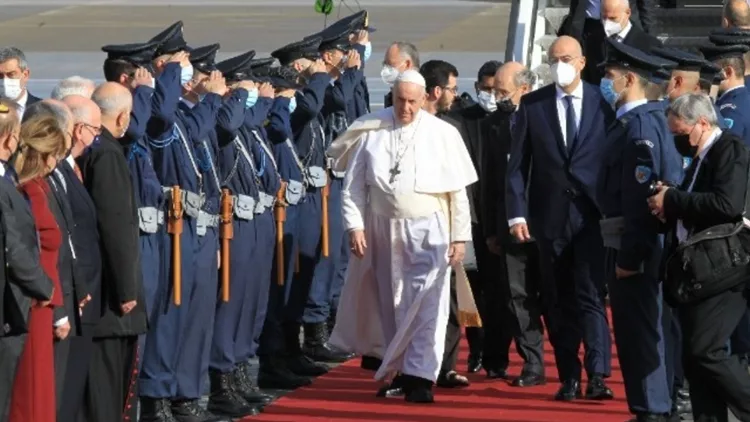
[560,0,656,39]
[454,103,491,225]
[77,127,147,338]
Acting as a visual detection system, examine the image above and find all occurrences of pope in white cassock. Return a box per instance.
[326,70,479,403]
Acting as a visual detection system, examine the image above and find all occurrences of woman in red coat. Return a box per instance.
[9,113,70,422]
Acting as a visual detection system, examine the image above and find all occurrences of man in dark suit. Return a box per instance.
[382,41,420,108]
[506,35,615,402]
[0,100,55,420]
[0,47,41,118]
[559,0,659,85]
[81,82,147,422]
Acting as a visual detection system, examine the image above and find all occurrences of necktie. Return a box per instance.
[610,34,621,43]
[73,162,83,182]
[681,157,700,190]
[563,95,578,152]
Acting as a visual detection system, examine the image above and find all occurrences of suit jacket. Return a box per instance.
[455,103,491,225]
[26,92,41,107]
[621,22,662,51]
[506,81,615,240]
[561,0,656,39]
[78,127,147,338]
[0,176,54,335]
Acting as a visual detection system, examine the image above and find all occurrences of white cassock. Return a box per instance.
[326,107,478,383]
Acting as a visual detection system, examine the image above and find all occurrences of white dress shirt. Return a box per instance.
[676,128,722,243]
[15,90,28,119]
[612,21,633,43]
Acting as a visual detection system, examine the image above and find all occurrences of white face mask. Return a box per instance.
[381,65,400,85]
[603,19,623,38]
[0,78,22,100]
[550,62,577,88]
[477,90,497,113]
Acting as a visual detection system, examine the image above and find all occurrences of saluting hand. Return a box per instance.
[310,59,328,75]
[134,67,153,87]
[448,242,466,266]
[203,71,228,96]
[258,82,275,99]
[349,229,367,259]
[169,51,189,65]
[347,50,362,69]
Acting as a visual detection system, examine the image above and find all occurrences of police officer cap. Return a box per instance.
[331,10,377,34]
[708,28,750,46]
[189,43,220,75]
[215,50,257,82]
[312,23,353,52]
[698,60,723,85]
[651,46,704,72]
[271,37,322,67]
[101,40,159,66]
[648,67,672,85]
[247,58,276,83]
[699,43,750,62]
[267,66,302,90]
[599,38,677,78]
[149,21,191,57]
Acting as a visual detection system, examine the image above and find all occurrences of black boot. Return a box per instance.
[327,310,337,336]
[257,355,313,390]
[139,397,178,422]
[286,323,329,376]
[207,369,259,418]
[403,375,435,404]
[233,361,274,405]
[302,322,353,363]
[170,398,229,422]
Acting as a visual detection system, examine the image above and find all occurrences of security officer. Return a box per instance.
[597,39,682,422]
[330,10,375,120]
[650,46,704,102]
[708,27,750,87]
[139,21,228,422]
[300,23,363,364]
[645,67,670,102]
[700,43,750,147]
[259,38,331,389]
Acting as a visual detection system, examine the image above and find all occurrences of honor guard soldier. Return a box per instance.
[597,39,683,422]
[645,67,672,102]
[300,22,362,364]
[708,27,750,87]
[139,21,229,422]
[330,10,376,119]
[700,42,750,147]
[650,46,706,104]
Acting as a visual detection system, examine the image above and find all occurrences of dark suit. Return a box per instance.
[78,127,146,422]
[662,131,750,422]
[506,82,614,382]
[0,169,54,420]
[26,92,42,107]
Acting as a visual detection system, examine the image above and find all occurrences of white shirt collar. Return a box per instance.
[180,97,196,109]
[65,155,76,169]
[555,80,584,100]
[615,98,648,119]
[618,21,633,39]
[0,164,5,178]
[697,128,722,160]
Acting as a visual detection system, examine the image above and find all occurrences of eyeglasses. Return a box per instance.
[442,86,458,94]
[79,122,102,136]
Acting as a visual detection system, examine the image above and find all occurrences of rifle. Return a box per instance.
[321,173,330,258]
[168,186,183,306]
[275,183,287,286]
[219,189,233,302]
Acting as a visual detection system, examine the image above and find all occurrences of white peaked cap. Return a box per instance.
[396,69,426,87]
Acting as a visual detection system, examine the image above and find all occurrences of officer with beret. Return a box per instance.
[597,39,683,422]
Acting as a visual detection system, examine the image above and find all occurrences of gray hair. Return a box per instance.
[22,101,72,132]
[92,87,132,117]
[513,68,538,88]
[51,76,96,100]
[392,42,420,69]
[0,47,28,71]
[668,93,719,126]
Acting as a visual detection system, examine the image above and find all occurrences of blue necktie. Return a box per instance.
[564,95,578,152]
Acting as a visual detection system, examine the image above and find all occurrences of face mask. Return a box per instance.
[603,19,623,38]
[245,88,259,108]
[477,91,497,113]
[550,62,577,88]
[180,65,194,86]
[289,96,297,114]
[363,42,373,63]
[674,126,700,157]
[381,65,400,85]
[599,77,623,108]
[497,97,517,113]
[0,78,22,100]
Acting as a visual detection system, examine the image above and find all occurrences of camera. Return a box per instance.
[648,181,676,196]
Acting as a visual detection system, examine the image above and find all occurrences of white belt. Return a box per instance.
[368,188,444,219]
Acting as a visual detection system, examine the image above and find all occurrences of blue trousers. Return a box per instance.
[290,189,322,324]
[235,210,275,362]
[607,251,672,414]
[137,230,162,371]
[209,218,257,372]
[303,180,344,324]
[140,219,197,398]
[258,205,300,356]
[174,226,219,399]
[329,229,350,314]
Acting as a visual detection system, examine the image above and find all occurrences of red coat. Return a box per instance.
[9,178,62,422]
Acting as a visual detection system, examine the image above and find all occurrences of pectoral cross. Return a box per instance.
[389,164,401,184]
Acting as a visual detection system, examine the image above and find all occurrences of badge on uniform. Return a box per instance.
[635,139,654,148]
[682,157,692,169]
[725,118,734,129]
[635,165,652,184]
[720,103,737,110]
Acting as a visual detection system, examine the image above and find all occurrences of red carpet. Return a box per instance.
[249,335,630,422]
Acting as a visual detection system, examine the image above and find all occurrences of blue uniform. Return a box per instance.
[599,101,683,415]
[348,43,371,120]
[139,62,223,399]
[716,86,750,147]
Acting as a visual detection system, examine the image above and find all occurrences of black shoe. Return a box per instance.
[302,322,353,363]
[171,399,229,422]
[486,367,509,380]
[233,362,274,405]
[585,374,614,400]
[257,357,313,390]
[673,396,691,416]
[361,355,382,371]
[467,354,482,373]
[676,387,690,401]
[376,374,406,398]
[436,371,470,388]
[286,353,329,377]
[140,397,178,422]
[403,375,435,403]
[511,371,546,387]
[554,379,582,401]
[627,414,667,422]
[207,370,259,418]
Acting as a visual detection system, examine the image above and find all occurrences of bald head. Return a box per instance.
[63,95,102,158]
[495,62,535,106]
[549,36,583,58]
[548,36,585,89]
[724,0,750,29]
[92,82,132,138]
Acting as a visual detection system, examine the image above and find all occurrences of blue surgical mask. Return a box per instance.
[289,96,297,114]
[363,42,372,63]
[180,65,194,86]
[599,77,621,108]
[245,88,259,108]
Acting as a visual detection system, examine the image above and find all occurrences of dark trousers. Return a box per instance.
[537,217,611,382]
[679,287,750,422]
[83,336,139,422]
[440,276,460,375]
[59,335,94,422]
[580,18,606,86]
[0,335,25,420]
